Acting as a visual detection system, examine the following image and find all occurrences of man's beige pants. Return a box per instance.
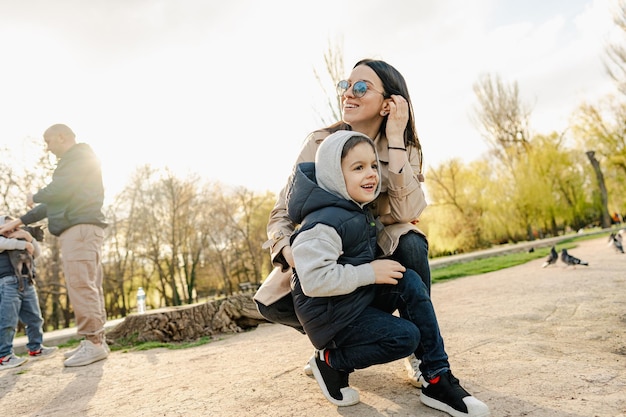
[59,224,106,344]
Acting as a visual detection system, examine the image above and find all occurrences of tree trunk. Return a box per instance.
[585,151,612,228]
[105,293,269,346]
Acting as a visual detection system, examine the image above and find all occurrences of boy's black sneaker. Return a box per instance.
[308,349,359,406]
[420,370,490,417]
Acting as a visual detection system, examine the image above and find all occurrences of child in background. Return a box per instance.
[0,215,57,370]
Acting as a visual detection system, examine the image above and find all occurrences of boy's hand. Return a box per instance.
[371,259,406,285]
[24,242,35,255]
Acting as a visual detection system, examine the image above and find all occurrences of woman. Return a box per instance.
[255,59,430,386]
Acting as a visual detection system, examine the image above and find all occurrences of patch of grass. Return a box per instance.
[432,251,542,282]
[111,334,218,352]
[58,333,217,353]
[58,339,81,349]
[430,232,607,283]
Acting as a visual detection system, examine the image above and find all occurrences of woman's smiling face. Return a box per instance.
[340,65,387,134]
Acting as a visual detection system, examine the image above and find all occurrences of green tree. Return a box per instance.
[424,158,488,254]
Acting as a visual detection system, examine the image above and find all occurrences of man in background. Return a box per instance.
[0,124,108,367]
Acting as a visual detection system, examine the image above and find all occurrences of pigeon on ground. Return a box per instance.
[608,232,624,253]
[560,248,589,267]
[541,246,558,268]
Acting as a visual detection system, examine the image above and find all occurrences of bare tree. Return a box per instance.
[313,37,345,126]
[605,0,626,95]
[472,73,532,168]
[201,182,240,295]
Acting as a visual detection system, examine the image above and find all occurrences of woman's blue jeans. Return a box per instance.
[0,275,44,357]
[326,268,449,380]
[388,232,431,295]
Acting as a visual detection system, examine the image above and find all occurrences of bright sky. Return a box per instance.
[0,0,619,200]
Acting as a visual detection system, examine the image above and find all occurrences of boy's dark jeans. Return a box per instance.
[326,268,449,380]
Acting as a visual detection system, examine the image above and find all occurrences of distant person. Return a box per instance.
[0,124,109,367]
[287,130,489,416]
[611,212,622,225]
[255,58,430,386]
[0,215,58,370]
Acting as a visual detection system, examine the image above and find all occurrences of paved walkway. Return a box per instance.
[3,232,623,417]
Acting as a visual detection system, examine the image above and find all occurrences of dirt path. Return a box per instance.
[1,236,625,416]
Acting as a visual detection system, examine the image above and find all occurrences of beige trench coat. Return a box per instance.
[254,129,427,306]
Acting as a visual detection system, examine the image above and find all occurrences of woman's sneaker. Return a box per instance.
[309,349,360,406]
[304,361,313,376]
[29,346,58,359]
[0,353,28,370]
[420,370,490,417]
[404,353,423,387]
[303,351,315,377]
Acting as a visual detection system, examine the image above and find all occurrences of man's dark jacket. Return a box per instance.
[21,143,107,236]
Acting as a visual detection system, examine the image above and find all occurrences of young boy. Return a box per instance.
[287,131,489,417]
[0,215,57,370]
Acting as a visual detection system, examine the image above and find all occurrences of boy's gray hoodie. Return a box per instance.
[288,130,381,297]
[287,131,385,348]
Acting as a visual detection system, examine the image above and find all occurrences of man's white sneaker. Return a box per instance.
[0,353,28,370]
[63,342,82,359]
[405,353,423,387]
[64,340,110,359]
[63,340,108,367]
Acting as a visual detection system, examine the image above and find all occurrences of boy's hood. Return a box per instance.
[315,130,381,205]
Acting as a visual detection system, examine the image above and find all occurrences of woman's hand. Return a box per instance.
[371,259,405,285]
[282,245,295,268]
[385,94,409,146]
[378,213,396,226]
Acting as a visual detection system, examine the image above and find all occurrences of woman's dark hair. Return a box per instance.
[326,59,423,175]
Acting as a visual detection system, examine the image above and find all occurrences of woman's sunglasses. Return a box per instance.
[336,80,387,98]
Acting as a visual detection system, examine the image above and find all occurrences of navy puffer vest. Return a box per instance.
[289,162,378,349]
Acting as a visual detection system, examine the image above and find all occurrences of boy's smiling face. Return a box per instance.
[341,142,379,205]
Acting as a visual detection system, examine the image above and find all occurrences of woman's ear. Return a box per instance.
[380,102,390,116]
